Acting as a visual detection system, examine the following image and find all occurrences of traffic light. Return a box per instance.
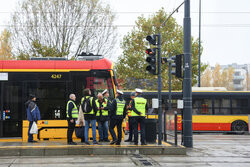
[146,35,157,45]
[145,48,157,75]
[171,54,183,78]
[145,34,158,75]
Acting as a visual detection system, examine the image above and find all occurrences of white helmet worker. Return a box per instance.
[135,88,143,93]
[116,90,124,95]
[102,89,108,95]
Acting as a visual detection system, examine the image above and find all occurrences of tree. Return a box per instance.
[0,29,13,60]
[201,66,212,87]
[115,9,207,90]
[223,67,234,90]
[212,64,222,87]
[10,0,117,59]
[17,40,69,60]
[202,64,235,90]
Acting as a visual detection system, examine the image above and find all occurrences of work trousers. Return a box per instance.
[109,119,123,143]
[128,117,134,141]
[97,120,109,140]
[67,119,76,143]
[133,117,146,144]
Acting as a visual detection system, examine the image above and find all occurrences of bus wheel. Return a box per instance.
[231,120,248,134]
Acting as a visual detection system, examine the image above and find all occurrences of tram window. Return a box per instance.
[192,99,212,115]
[232,99,249,115]
[214,108,231,115]
[26,82,66,120]
[91,77,114,99]
[232,99,248,108]
[214,99,230,108]
[232,108,249,115]
[213,99,230,115]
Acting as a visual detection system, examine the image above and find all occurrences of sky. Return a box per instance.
[0,0,250,66]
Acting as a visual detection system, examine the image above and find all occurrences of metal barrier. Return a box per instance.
[164,111,178,146]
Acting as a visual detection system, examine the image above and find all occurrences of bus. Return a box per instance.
[0,57,117,138]
[124,91,250,133]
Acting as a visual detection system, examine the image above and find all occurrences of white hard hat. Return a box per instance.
[102,89,108,95]
[116,90,124,95]
[135,88,143,93]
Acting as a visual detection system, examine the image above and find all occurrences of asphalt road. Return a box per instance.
[1,134,250,166]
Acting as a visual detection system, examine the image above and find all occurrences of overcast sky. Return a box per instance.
[0,0,250,66]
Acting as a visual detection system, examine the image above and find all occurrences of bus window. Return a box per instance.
[214,99,230,115]
[192,99,212,115]
[232,99,249,115]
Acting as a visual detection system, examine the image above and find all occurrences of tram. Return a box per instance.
[0,57,117,139]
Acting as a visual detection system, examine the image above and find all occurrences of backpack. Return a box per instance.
[82,97,93,113]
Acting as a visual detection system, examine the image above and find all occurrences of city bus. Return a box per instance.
[0,57,118,139]
[124,90,250,133]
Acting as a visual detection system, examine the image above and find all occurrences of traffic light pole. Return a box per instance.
[183,0,193,148]
[168,54,172,141]
[157,33,162,145]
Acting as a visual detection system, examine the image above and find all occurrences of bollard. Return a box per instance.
[174,111,178,146]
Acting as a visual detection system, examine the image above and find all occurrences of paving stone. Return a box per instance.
[44,148,68,156]
[20,148,44,156]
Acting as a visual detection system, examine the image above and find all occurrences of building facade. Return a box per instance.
[220,63,250,91]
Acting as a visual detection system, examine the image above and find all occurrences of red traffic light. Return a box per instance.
[146,49,155,55]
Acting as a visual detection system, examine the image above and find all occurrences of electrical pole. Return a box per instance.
[183,0,193,148]
[198,0,201,87]
[157,33,162,145]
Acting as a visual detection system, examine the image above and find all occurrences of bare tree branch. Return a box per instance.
[10,0,117,59]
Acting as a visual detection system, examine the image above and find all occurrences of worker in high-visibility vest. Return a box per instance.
[109,90,127,145]
[95,93,110,142]
[81,88,98,145]
[125,92,136,142]
[102,89,112,108]
[131,88,148,145]
[66,94,78,145]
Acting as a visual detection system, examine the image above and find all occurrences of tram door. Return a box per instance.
[0,82,23,137]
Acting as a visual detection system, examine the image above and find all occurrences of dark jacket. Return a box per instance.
[67,99,76,120]
[83,96,97,120]
[95,98,110,122]
[25,100,41,122]
[110,95,126,120]
[131,95,148,117]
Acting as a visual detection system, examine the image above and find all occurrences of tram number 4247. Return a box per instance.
[51,74,62,79]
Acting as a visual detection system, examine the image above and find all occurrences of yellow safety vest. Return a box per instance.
[131,97,147,117]
[95,99,109,116]
[81,96,94,115]
[116,98,126,116]
[66,100,78,119]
